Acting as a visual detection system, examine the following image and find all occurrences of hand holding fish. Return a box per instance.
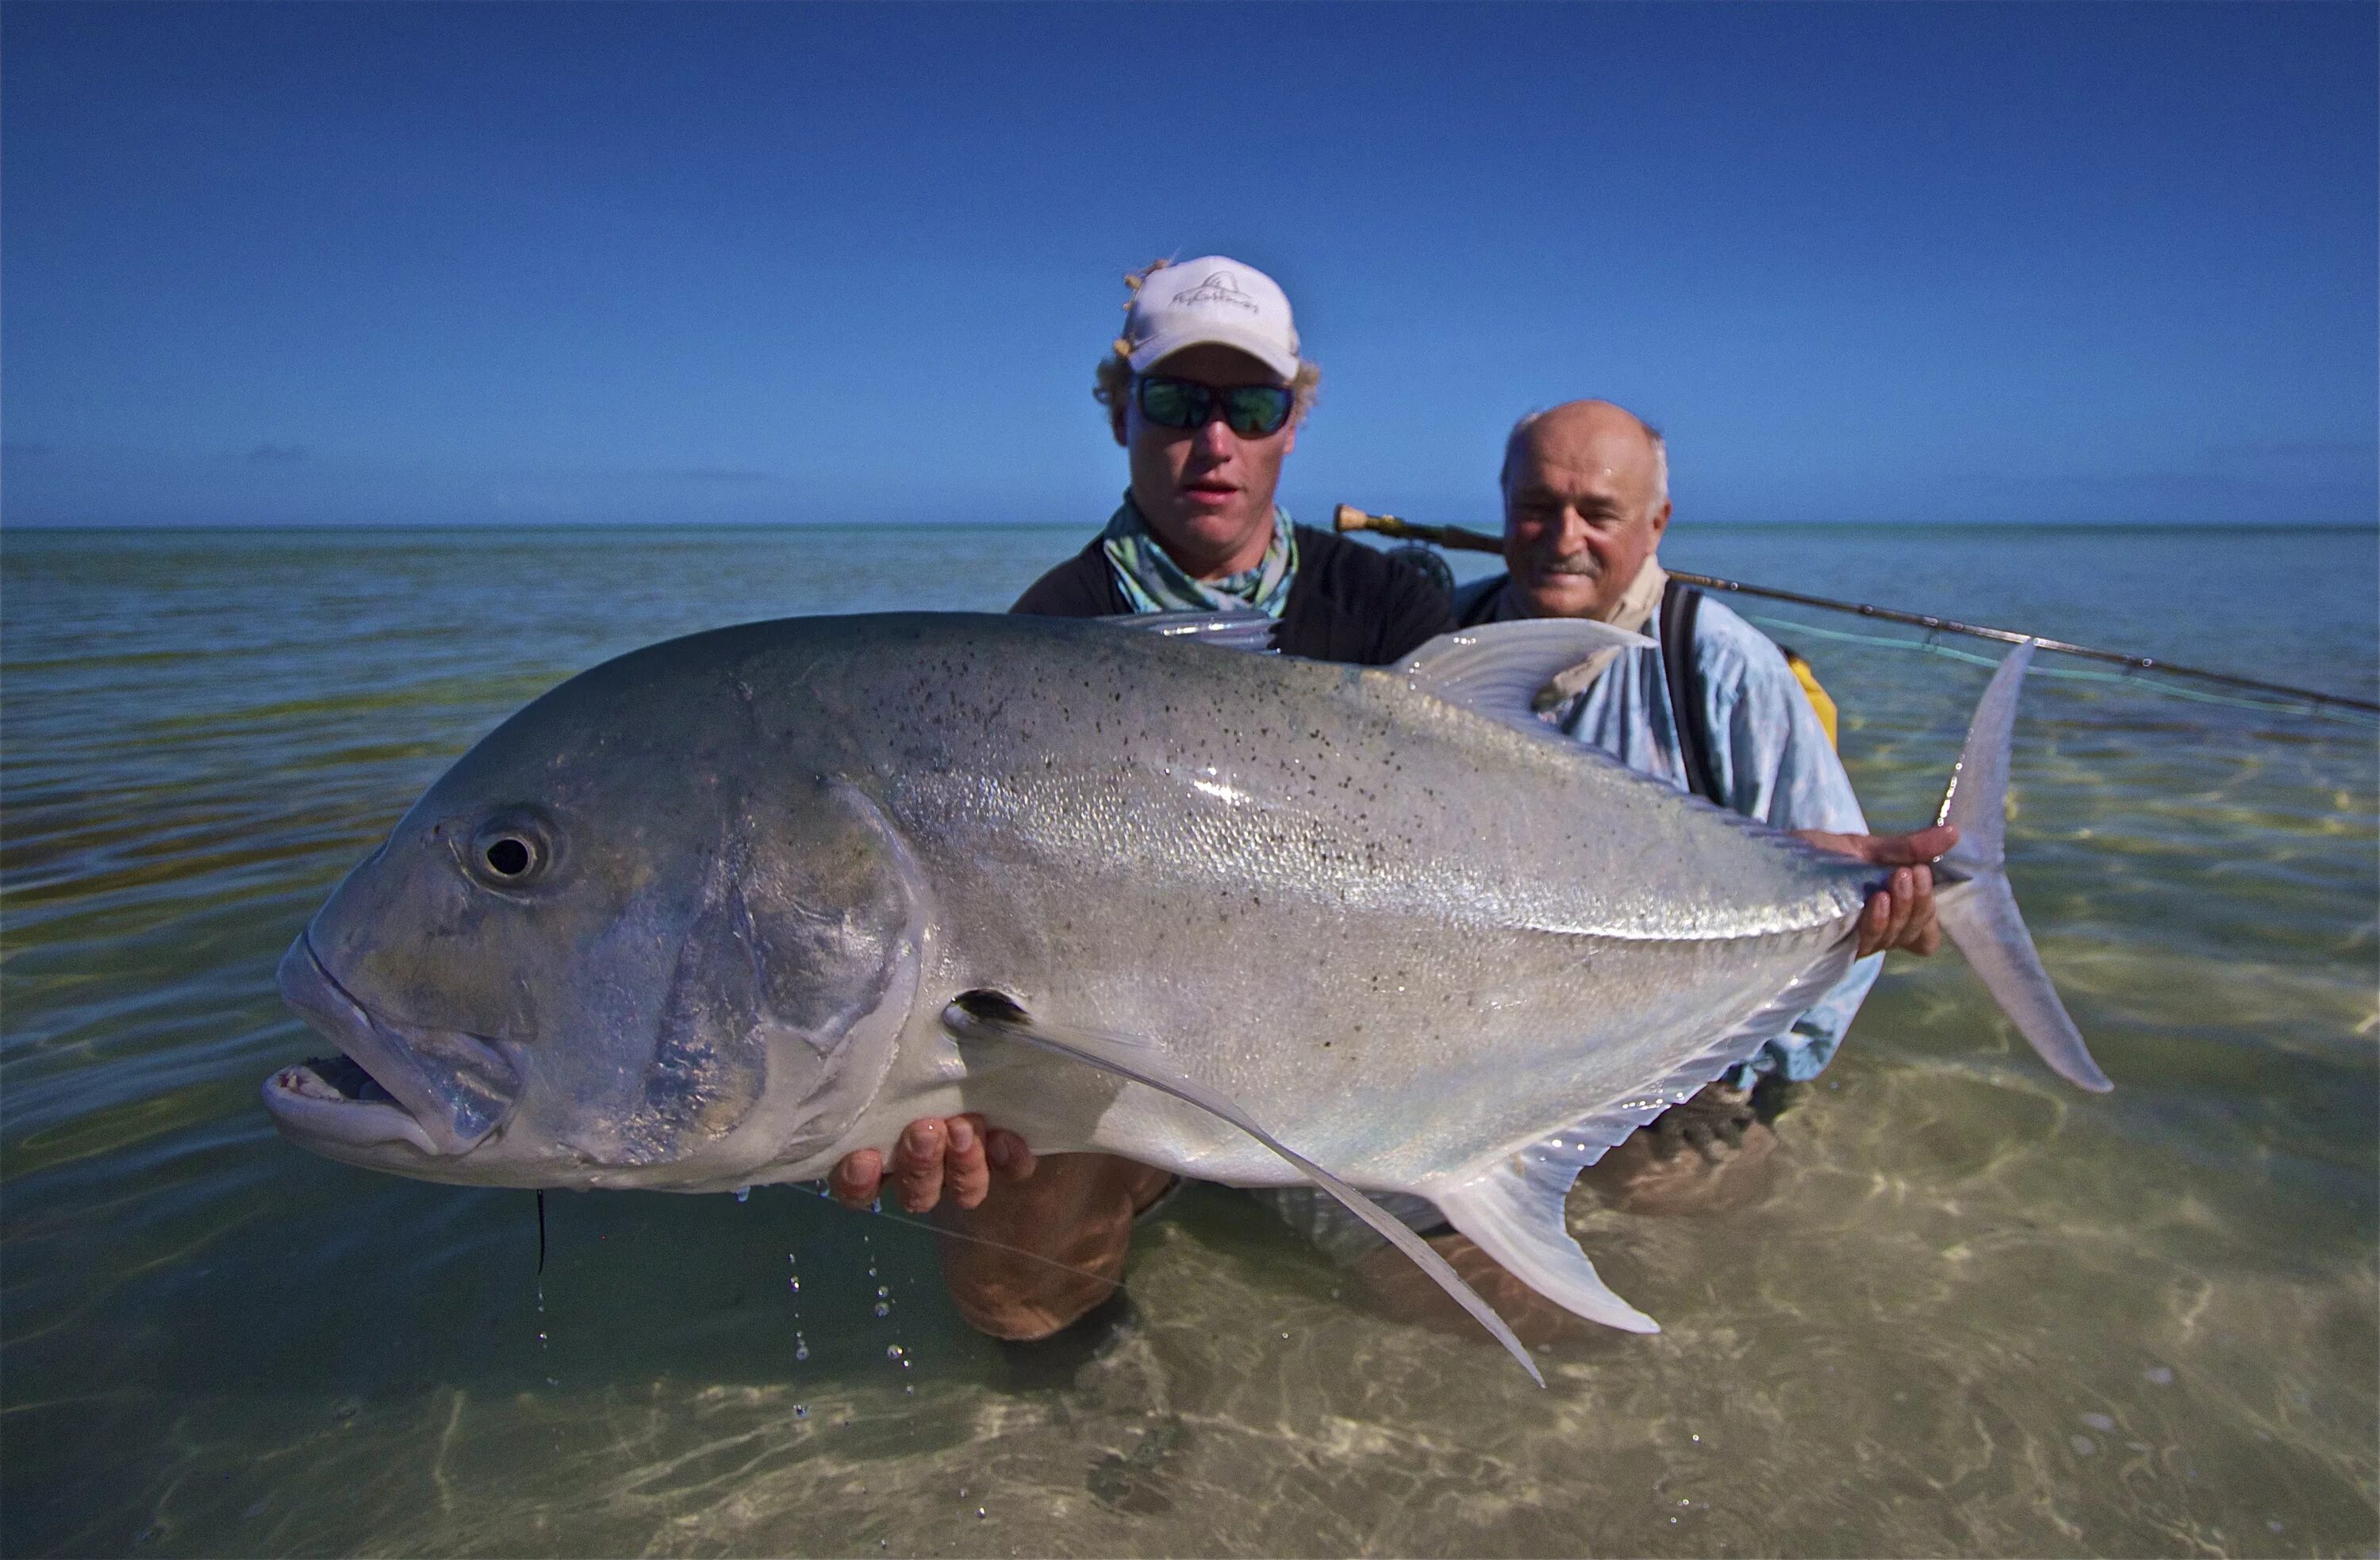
[1792,823,1956,957]
[830,1114,1037,1213]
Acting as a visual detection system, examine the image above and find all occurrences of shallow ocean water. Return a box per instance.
[3,522,2374,1557]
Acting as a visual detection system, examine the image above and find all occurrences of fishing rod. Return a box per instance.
[1333,504,2380,716]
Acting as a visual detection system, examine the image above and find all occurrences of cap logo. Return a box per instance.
[1170,270,1259,315]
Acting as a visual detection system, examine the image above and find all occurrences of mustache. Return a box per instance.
[1528,554,1603,578]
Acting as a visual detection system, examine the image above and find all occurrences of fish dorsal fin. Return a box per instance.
[1096,611,1280,654]
[1396,621,1654,738]
[939,992,1545,1386]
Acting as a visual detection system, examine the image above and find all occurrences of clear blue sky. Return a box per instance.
[4,2,2373,528]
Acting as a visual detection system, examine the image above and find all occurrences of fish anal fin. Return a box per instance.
[1425,932,1868,1335]
[940,993,1545,1386]
[1431,1156,1656,1334]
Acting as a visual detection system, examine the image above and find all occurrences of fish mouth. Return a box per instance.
[263,933,520,1158]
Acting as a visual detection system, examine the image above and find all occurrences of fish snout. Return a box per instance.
[266,933,521,1159]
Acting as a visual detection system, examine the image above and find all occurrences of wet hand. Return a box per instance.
[1792,823,1956,958]
[829,1115,1036,1214]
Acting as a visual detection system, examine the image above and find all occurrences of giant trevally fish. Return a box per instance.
[264,612,2106,1382]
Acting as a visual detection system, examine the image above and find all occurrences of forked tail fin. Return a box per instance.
[1933,642,2112,1092]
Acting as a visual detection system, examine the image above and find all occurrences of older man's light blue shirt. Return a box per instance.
[1547,592,1881,1086]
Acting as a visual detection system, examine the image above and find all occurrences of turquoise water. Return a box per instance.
[4,523,2374,1556]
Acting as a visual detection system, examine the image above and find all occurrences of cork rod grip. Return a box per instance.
[1331,504,1504,555]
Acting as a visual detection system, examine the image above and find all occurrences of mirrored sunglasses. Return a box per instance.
[1134,376,1295,438]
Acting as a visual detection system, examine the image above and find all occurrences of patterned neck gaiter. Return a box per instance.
[1100,495,1299,619]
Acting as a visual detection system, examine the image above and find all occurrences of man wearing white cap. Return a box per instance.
[824,255,1453,1340]
[1008,255,1451,659]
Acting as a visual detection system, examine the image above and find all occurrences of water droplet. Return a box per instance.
[2080,1412,2115,1432]
[793,1404,808,1420]
[2268,1520,2286,1534]
[874,1301,890,1317]
[789,1278,800,1294]
[904,1384,914,1395]
[876,1285,890,1299]
[2144,1366,2174,1386]
[735,1186,751,1202]
[886,1344,905,1362]
[977,1508,987,1520]
[2071,1435,2098,1456]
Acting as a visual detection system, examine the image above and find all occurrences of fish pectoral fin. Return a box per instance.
[939,991,1545,1387]
[1095,610,1280,654]
[1430,1162,1657,1334]
[1395,619,1655,739]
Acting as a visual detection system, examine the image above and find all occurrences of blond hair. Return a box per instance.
[1093,257,1321,429]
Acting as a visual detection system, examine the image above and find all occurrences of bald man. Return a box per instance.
[1257,403,1956,1309]
[1451,400,1949,1182]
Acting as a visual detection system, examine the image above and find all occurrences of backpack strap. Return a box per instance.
[1658,583,1726,804]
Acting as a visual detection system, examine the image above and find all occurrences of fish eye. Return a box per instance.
[464,814,556,890]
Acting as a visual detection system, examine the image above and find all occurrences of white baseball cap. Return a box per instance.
[1118,256,1302,382]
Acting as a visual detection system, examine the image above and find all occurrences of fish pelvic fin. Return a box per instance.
[939,992,1545,1386]
[1932,643,2112,1093]
[1396,620,1654,740]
